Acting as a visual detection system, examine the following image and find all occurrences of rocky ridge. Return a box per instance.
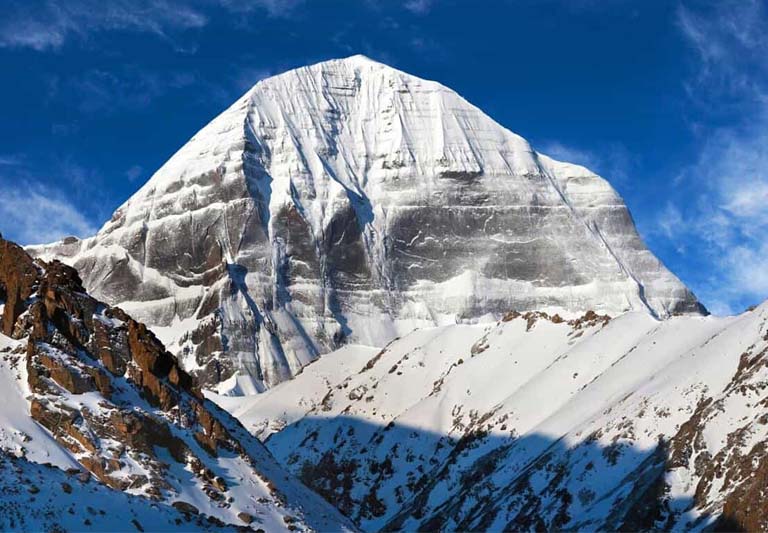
[217,301,768,531]
[0,235,354,532]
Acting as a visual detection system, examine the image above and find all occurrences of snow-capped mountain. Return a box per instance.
[0,236,353,532]
[213,303,768,531]
[31,55,703,392]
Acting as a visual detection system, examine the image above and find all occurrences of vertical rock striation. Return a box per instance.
[29,56,705,391]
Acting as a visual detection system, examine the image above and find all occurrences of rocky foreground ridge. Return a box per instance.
[31,55,704,393]
[0,235,353,532]
[219,303,768,531]
[6,226,768,532]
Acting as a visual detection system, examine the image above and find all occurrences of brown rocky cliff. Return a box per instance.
[0,235,254,507]
[0,236,40,336]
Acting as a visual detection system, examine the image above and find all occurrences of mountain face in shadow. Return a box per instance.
[270,417,691,531]
[223,306,768,531]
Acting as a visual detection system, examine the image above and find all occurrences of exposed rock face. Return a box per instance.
[30,56,704,391]
[0,237,38,337]
[656,330,768,531]
[221,300,768,531]
[0,235,354,531]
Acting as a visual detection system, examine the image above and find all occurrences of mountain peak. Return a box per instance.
[30,57,704,392]
[335,53,380,66]
[294,54,395,73]
[245,54,406,95]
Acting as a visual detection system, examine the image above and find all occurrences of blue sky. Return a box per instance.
[0,0,766,315]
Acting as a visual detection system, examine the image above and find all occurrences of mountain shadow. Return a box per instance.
[267,415,742,532]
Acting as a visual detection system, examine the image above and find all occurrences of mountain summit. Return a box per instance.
[31,56,704,391]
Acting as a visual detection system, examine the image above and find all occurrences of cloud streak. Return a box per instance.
[538,140,635,185]
[0,0,446,56]
[677,0,768,102]
[403,0,434,15]
[46,67,198,114]
[215,0,305,18]
[0,184,98,245]
[0,1,208,51]
[661,0,768,314]
[0,0,331,51]
[0,155,23,166]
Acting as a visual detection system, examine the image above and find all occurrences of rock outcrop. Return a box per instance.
[30,56,704,392]
[0,235,354,531]
[0,236,38,337]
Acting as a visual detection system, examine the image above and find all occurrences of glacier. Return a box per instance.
[30,55,704,392]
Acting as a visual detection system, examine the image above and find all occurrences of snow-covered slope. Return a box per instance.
[0,237,354,532]
[216,304,768,531]
[0,445,226,532]
[30,55,703,391]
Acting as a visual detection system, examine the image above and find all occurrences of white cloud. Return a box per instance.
[0,184,98,245]
[233,67,274,93]
[698,127,768,231]
[664,123,768,313]
[538,142,602,171]
[47,68,197,113]
[125,165,144,183]
[0,0,324,52]
[538,140,634,185]
[404,0,434,15]
[727,243,768,295]
[657,202,686,241]
[0,0,207,51]
[216,0,305,18]
[0,155,22,167]
[661,1,768,313]
[677,0,768,99]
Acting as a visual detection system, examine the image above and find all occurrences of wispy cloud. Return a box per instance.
[403,0,434,15]
[0,1,207,51]
[660,0,768,314]
[538,140,635,185]
[233,67,275,94]
[216,0,305,18]
[0,154,119,242]
[677,0,768,102]
[47,67,198,114]
[0,155,23,166]
[409,36,449,61]
[0,0,327,52]
[125,165,144,183]
[657,122,768,314]
[0,184,97,245]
